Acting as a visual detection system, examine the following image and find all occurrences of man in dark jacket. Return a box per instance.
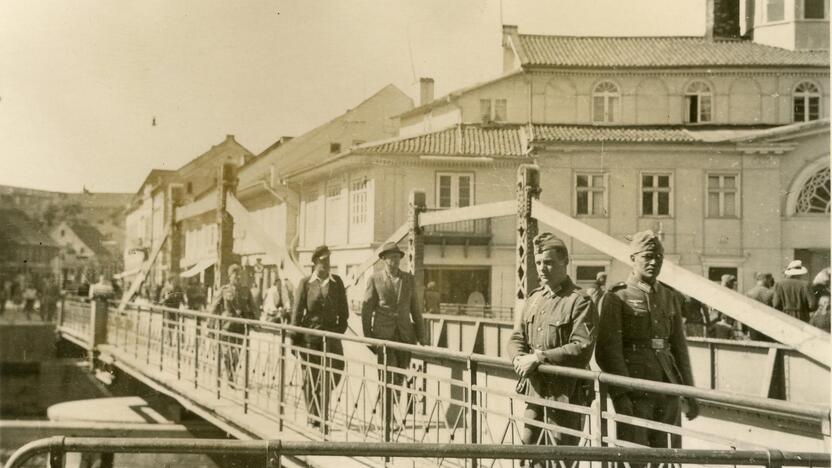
[773,260,818,322]
[745,272,775,341]
[362,241,426,419]
[210,264,257,384]
[596,230,698,449]
[507,232,597,466]
[290,245,349,430]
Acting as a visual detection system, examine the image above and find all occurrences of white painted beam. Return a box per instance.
[418,200,516,227]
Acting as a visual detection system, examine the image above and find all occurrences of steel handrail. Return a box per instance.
[109,301,832,422]
[7,437,830,468]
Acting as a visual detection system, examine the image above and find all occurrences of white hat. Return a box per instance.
[784,260,808,277]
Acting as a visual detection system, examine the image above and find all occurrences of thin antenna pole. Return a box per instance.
[406,24,417,84]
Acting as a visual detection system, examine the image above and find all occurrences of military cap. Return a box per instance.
[533,232,567,255]
[227,264,241,276]
[311,245,331,264]
[629,230,664,255]
[378,241,404,259]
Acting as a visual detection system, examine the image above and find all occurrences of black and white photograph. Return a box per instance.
[0,1,829,467]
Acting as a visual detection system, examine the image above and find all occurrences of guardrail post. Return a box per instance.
[194,317,200,389]
[176,314,182,380]
[382,344,391,452]
[515,164,541,311]
[216,322,222,399]
[467,358,479,468]
[47,448,64,468]
[146,308,152,365]
[322,335,329,439]
[243,324,250,414]
[590,378,609,468]
[89,297,109,366]
[278,328,286,431]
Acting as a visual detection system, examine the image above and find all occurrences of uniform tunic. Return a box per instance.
[596,275,695,448]
[507,276,598,447]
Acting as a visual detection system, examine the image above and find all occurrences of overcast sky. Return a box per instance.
[0,0,704,193]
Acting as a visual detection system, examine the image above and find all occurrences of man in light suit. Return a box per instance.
[362,242,426,409]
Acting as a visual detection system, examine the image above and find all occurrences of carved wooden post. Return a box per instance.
[515,165,541,309]
[216,163,237,290]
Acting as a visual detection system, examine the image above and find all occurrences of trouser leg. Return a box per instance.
[301,341,324,425]
[648,393,680,449]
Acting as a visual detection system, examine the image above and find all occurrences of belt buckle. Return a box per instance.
[651,338,666,350]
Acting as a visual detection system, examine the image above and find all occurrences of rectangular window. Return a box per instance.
[686,95,712,123]
[349,179,369,225]
[767,0,785,21]
[575,173,607,216]
[641,173,672,216]
[805,0,825,18]
[795,96,821,122]
[479,99,492,122]
[436,173,474,208]
[494,99,507,122]
[707,174,739,218]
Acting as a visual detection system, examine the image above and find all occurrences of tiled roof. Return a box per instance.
[531,125,699,143]
[516,35,829,68]
[362,125,527,157]
[0,209,58,248]
[69,222,112,258]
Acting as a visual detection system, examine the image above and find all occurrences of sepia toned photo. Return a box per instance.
[0,1,829,467]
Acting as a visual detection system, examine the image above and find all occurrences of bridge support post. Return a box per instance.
[216,162,238,290]
[515,165,541,312]
[88,298,109,367]
[408,190,426,294]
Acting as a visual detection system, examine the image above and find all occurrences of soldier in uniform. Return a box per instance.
[507,232,598,467]
[596,230,699,449]
[210,264,257,384]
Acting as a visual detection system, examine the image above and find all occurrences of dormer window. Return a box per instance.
[685,81,712,124]
[592,81,620,123]
[793,81,821,122]
[479,99,507,123]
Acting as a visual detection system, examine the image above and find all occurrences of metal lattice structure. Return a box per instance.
[796,166,831,214]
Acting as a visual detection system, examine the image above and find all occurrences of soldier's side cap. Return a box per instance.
[627,230,664,255]
[533,232,566,254]
[311,245,330,264]
[378,241,404,259]
[227,264,241,276]
[721,274,736,283]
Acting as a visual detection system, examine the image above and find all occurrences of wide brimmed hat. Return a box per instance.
[784,260,808,277]
[378,241,404,259]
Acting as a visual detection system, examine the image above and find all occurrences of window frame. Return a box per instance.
[591,81,621,124]
[349,177,370,226]
[573,171,609,217]
[804,0,826,18]
[639,172,674,218]
[479,98,507,123]
[705,173,741,218]
[793,81,821,122]
[684,81,713,124]
[570,258,611,290]
[435,172,475,209]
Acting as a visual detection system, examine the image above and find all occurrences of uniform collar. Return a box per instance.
[627,273,657,293]
[542,276,573,296]
[310,274,332,285]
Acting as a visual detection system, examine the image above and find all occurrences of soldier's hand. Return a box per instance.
[684,397,700,421]
[513,353,540,377]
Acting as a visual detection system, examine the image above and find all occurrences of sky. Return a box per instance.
[0,0,704,193]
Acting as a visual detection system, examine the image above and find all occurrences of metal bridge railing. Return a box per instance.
[438,303,514,321]
[58,296,92,345]
[77,302,830,466]
[7,437,830,468]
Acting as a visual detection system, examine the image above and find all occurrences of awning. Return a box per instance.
[180,257,215,278]
[114,267,142,279]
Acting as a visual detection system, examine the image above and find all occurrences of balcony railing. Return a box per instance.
[422,207,491,245]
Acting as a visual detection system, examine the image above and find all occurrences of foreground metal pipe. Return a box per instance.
[6,438,830,468]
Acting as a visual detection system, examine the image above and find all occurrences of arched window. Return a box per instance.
[796,166,830,214]
[592,81,619,123]
[793,81,821,122]
[685,81,712,124]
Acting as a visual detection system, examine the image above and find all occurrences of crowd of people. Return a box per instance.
[0,274,62,321]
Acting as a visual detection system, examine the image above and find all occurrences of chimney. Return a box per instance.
[419,78,434,106]
[502,25,520,72]
[706,0,741,40]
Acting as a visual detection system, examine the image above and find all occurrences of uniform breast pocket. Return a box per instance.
[547,322,570,347]
[622,305,650,339]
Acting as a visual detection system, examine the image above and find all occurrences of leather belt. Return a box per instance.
[623,338,669,350]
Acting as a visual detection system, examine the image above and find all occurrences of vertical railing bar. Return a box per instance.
[468,358,479,468]
[194,316,201,390]
[159,308,165,371]
[47,447,65,468]
[176,313,182,380]
[382,343,391,466]
[278,327,285,432]
[146,307,152,365]
[134,306,141,358]
[322,335,329,439]
[243,323,250,414]
[216,321,222,399]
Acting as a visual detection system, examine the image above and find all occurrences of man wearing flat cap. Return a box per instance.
[291,245,349,430]
[596,230,698,449]
[362,241,426,413]
[507,232,598,465]
[211,263,257,384]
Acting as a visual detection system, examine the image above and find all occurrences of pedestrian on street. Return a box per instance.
[596,230,698,450]
[290,245,349,431]
[745,273,775,341]
[261,275,288,324]
[361,241,426,418]
[159,277,185,344]
[809,268,830,332]
[40,277,60,322]
[772,260,817,322]
[506,232,598,467]
[586,271,607,306]
[22,280,38,320]
[210,264,257,387]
